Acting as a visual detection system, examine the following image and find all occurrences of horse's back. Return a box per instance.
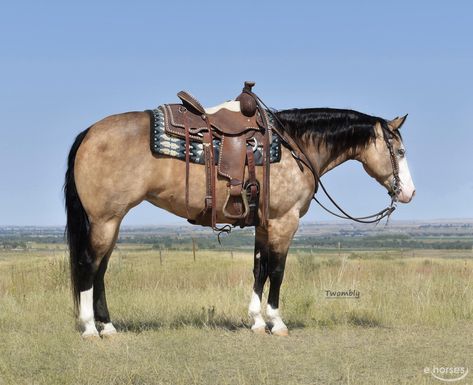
[73,110,314,225]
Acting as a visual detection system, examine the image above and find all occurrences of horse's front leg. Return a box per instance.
[266,247,289,336]
[248,212,299,336]
[248,228,270,334]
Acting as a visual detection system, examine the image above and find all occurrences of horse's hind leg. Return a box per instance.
[79,219,120,338]
[93,247,117,337]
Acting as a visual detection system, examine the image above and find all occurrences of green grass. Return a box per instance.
[1,245,473,384]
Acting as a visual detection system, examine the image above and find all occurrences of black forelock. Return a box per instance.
[274,108,390,153]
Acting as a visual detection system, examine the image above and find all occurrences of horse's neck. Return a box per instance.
[303,138,356,176]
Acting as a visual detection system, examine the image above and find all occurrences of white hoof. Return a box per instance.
[100,322,117,337]
[251,326,267,335]
[271,326,289,336]
[250,316,267,333]
[266,305,288,336]
[251,319,267,334]
[81,329,100,339]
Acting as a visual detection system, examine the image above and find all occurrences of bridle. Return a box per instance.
[255,95,402,225]
[383,127,402,200]
[381,126,401,200]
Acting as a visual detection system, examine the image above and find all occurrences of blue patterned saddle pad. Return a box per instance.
[149,107,281,165]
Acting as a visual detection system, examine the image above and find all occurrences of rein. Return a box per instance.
[254,94,401,225]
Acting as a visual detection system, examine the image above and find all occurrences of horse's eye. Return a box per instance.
[397,148,406,158]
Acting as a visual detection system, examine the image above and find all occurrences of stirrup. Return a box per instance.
[222,188,249,219]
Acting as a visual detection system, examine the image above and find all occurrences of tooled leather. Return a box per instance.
[206,109,260,134]
[163,105,207,140]
[217,135,231,179]
[177,91,206,114]
[163,104,261,140]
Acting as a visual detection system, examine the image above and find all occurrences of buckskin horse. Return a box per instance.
[64,83,415,338]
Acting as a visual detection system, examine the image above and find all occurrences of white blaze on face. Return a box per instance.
[397,150,416,203]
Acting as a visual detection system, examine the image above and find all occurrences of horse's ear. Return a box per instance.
[388,114,408,131]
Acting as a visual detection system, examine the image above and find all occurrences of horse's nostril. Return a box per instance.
[412,190,416,197]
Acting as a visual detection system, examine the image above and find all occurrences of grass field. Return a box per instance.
[1,244,473,384]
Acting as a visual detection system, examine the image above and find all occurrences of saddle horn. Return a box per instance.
[236,81,257,117]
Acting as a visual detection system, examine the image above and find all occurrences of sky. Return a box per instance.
[0,0,472,226]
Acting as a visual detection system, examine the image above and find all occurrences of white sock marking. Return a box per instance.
[248,291,266,330]
[266,304,287,333]
[79,287,99,337]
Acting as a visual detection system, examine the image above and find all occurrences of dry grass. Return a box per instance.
[1,245,473,384]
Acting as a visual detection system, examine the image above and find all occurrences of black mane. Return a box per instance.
[275,108,388,153]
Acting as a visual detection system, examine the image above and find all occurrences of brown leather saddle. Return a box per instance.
[160,81,271,229]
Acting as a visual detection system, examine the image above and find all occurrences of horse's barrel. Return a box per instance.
[236,81,257,117]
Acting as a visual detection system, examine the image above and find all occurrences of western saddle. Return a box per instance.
[161,81,272,229]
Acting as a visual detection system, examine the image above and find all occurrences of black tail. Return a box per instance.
[64,128,91,313]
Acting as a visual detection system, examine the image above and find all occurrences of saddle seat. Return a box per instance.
[204,100,241,114]
[162,103,263,139]
[160,81,271,229]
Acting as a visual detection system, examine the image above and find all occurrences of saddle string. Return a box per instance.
[214,224,233,243]
[253,94,399,224]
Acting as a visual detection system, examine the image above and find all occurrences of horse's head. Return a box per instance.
[358,115,416,203]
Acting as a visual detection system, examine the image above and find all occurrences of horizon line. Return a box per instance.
[1,218,473,228]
